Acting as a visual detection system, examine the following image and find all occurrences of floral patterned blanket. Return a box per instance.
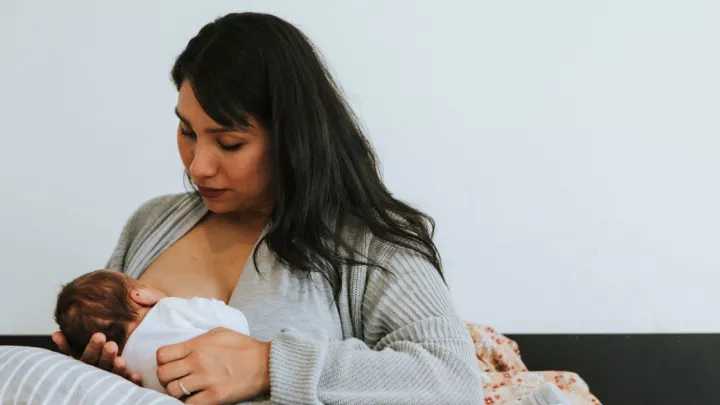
[466,323,602,405]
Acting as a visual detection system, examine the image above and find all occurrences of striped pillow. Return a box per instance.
[0,346,181,405]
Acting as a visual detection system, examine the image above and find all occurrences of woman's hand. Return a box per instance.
[51,331,143,385]
[156,327,271,405]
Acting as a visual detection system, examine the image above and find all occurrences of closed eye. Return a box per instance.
[219,143,243,152]
[180,127,196,138]
[179,122,242,151]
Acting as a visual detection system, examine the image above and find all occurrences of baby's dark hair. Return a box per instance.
[54,270,138,358]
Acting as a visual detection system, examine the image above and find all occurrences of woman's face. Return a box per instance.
[176,80,273,216]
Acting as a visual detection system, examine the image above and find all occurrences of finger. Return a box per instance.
[130,372,143,387]
[183,386,225,405]
[111,355,130,378]
[80,333,106,365]
[167,374,207,400]
[113,356,143,386]
[51,331,70,355]
[97,341,118,371]
[156,341,192,366]
[183,391,213,405]
[156,357,193,387]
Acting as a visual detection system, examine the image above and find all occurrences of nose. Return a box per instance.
[188,144,218,181]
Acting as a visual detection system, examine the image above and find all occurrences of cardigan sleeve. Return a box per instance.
[268,247,483,405]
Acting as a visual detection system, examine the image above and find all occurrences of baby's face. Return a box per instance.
[124,309,149,343]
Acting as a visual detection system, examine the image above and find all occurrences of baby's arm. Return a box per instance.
[208,299,251,335]
[188,297,250,336]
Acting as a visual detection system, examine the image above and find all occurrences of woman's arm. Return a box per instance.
[269,247,484,405]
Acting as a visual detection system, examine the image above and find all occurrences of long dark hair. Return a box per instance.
[171,12,442,296]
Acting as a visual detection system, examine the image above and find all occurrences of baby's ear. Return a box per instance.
[129,286,163,307]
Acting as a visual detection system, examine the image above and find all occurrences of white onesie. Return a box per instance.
[121,296,250,393]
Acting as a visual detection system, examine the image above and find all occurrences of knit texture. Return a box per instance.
[106,193,483,404]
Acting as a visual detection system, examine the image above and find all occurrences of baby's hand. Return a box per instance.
[52,331,143,386]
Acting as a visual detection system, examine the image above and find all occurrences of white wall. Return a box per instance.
[1,0,718,335]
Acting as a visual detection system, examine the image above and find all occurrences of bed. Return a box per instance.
[467,323,600,404]
[0,322,604,404]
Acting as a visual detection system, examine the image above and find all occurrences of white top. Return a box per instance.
[121,296,250,392]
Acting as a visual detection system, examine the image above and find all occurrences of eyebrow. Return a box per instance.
[174,108,237,134]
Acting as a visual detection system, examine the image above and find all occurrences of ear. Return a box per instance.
[129,286,164,307]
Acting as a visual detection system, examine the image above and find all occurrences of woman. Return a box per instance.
[52,12,482,405]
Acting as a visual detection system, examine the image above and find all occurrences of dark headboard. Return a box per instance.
[506,334,719,405]
[1,333,717,404]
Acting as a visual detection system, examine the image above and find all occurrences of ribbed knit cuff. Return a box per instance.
[269,327,329,405]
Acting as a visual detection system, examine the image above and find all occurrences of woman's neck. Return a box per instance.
[207,209,270,241]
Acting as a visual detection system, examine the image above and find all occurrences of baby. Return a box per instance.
[54,270,249,392]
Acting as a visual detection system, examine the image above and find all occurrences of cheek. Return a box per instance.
[177,134,194,169]
[250,145,272,184]
[259,149,273,184]
[228,148,272,189]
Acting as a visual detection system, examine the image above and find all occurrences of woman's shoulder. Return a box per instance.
[128,192,200,224]
[106,192,203,271]
[339,216,442,281]
[338,217,402,268]
[117,192,203,245]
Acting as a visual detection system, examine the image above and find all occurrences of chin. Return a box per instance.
[200,197,236,214]
[202,198,251,216]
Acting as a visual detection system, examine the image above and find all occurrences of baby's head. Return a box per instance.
[54,270,164,358]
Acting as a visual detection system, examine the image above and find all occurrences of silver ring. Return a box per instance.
[178,380,191,396]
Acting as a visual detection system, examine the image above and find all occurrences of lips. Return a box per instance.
[196,186,228,199]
